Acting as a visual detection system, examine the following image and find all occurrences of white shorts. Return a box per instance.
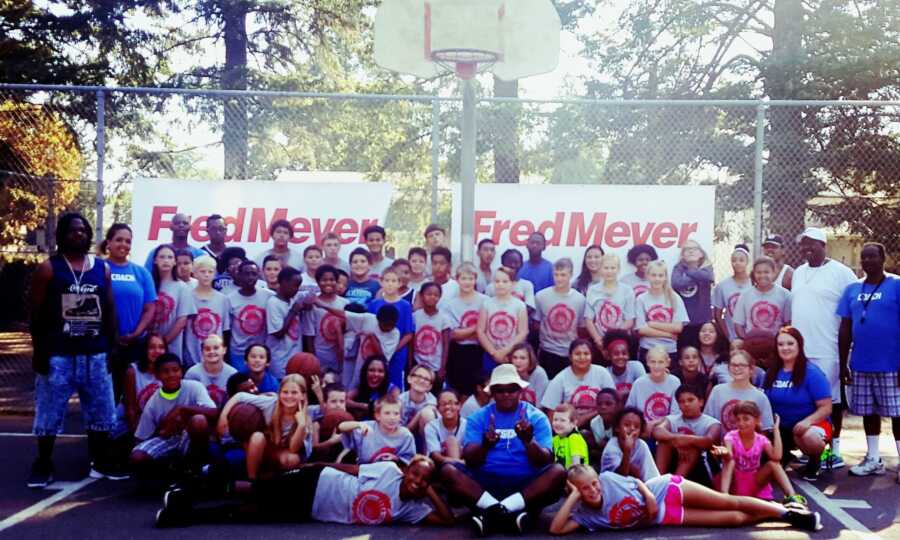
[808,357,841,404]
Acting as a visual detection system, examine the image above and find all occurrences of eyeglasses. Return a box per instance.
[409,373,434,383]
[729,363,750,369]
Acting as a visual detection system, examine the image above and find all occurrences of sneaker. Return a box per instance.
[470,514,486,538]
[802,459,820,482]
[90,461,131,481]
[26,460,54,489]
[794,453,809,465]
[781,494,809,509]
[163,487,192,514]
[785,509,822,531]
[849,457,885,477]
[154,508,187,528]
[823,453,845,470]
[512,511,529,535]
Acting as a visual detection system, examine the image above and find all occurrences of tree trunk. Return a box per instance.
[492,77,520,183]
[764,0,810,264]
[222,0,249,180]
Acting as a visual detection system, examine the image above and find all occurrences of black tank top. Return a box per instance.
[44,254,110,356]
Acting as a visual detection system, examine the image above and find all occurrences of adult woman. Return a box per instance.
[704,350,774,434]
[621,244,658,298]
[763,327,832,481]
[671,239,715,342]
[573,245,605,295]
[101,224,157,395]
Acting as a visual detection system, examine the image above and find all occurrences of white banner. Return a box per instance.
[451,184,716,272]
[132,178,393,262]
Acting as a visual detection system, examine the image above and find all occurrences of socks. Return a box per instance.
[831,437,841,456]
[500,492,526,513]
[866,436,880,460]
[476,491,500,510]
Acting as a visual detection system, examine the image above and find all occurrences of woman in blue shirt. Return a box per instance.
[763,326,832,481]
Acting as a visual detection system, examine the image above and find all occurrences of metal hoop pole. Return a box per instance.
[460,78,477,262]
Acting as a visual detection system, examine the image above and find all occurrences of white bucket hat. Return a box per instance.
[488,364,530,390]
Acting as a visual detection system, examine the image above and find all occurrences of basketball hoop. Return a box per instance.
[430,48,500,79]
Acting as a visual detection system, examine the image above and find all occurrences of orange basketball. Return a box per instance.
[319,410,355,440]
[227,402,266,442]
[743,336,775,370]
[286,352,321,377]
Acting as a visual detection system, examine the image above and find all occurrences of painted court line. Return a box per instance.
[0,478,96,533]
[794,480,880,540]
[0,432,86,438]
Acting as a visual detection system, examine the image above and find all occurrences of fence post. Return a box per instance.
[752,103,766,258]
[430,99,440,224]
[96,89,106,235]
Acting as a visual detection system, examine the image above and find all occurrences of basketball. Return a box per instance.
[286,352,321,377]
[227,402,266,442]
[743,336,775,370]
[319,410,355,440]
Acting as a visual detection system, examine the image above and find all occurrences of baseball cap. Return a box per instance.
[796,227,827,244]
[762,234,784,247]
[487,364,529,390]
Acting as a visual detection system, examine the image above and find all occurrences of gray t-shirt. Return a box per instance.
[620,273,651,299]
[486,280,535,310]
[664,412,721,437]
[424,417,467,456]
[624,374,682,423]
[135,379,214,440]
[732,285,792,338]
[712,277,752,340]
[369,256,395,280]
[185,289,230,368]
[540,366,615,415]
[303,295,349,373]
[184,363,238,408]
[535,288,586,356]
[570,473,670,530]
[413,309,451,370]
[346,311,400,363]
[152,279,197,361]
[610,361,647,398]
[600,437,660,481]
[342,420,416,464]
[227,288,275,355]
[704,384,774,432]
[443,293,487,345]
[460,395,489,419]
[635,291,689,353]
[481,295,528,350]
[521,365,550,406]
[265,295,302,378]
[310,462,432,525]
[709,362,766,388]
[399,391,437,425]
[585,282,636,334]
[255,247,303,272]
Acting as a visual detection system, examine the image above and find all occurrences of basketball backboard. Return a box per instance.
[374,0,561,80]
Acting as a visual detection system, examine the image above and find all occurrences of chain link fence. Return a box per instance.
[1,83,899,412]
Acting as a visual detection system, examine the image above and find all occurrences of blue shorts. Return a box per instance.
[453,462,555,500]
[33,353,116,436]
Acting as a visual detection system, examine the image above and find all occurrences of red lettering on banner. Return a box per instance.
[652,222,678,248]
[630,222,655,245]
[333,218,357,243]
[292,217,311,243]
[248,208,288,243]
[566,212,607,246]
[605,221,630,248]
[192,215,209,242]
[509,220,534,245]
[475,211,496,240]
[148,206,178,241]
[539,212,565,246]
[677,222,698,246]
[312,218,337,245]
[224,209,246,242]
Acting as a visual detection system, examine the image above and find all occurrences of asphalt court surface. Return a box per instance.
[1,414,898,540]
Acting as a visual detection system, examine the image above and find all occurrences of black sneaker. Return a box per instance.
[801,458,821,482]
[511,511,529,535]
[470,514,487,537]
[785,509,822,531]
[155,508,187,528]
[163,487,192,516]
[27,460,54,489]
[90,461,130,481]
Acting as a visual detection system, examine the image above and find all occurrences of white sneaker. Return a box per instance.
[848,456,885,477]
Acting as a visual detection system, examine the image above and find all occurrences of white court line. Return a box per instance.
[0,478,96,533]
[0,432,86,438]
[794,480,881,540]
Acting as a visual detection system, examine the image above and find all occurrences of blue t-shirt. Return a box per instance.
[242,369,279,393]
[143,245,205,274]
[108,261,157,336]
[764,363,831,427]
[836,276,900,373]
[368,297,414,362]
[346,279,381,308]
[518,258,554,293]
[462,401,552,479]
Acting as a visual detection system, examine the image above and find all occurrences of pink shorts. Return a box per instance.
[661,475,685,525]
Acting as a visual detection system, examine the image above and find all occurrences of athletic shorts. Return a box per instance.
[660,474,685,525]
[538,350,569,380]
[133,433,190,460]
[452,462,555,501]
[33,354,116,436]
[808,357,841,404]
[850,371,900,417]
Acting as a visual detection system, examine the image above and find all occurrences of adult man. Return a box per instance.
[838,242,900,482]
[200,214,229,262]
[363,225,393,279]
[518,232,554,293]
[791,227,857,469]
[763,234,794,290]
[476,238,496,293]
[143,213,204,272]
[28,213,126,487]
[254,219,303,270]
[440,364,566,536]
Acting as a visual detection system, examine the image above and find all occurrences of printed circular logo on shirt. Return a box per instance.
[720,399,740,432]
[609,495,644,528]
[727,292,741,317]
[547,303,576,334]
[154,291,175,327]
[192,308,221,339]
[644,392,672,422]
[570,385,599,409]
[415,325,441,356]
[361,335,383,359]
[460,310,480,329]
[633,284,649,298]
[352,489,393,525]
[320,313,342,343]
[287,316,301,341]
[749,301,780,331]
[615,382,632,395]
[487,311,517,343]
[237,305,265,335]
[520,386,537,405]
[677,426,695,435]
[371,446,398,462]
[596,300,623,330]
[679,284,699,298]
[137,382,160,410]
[646,304,674,323]
[207,384,226,407]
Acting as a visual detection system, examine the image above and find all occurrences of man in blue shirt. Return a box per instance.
[838,242,900,480]
[439,364,565,536]
[517,232,554,293]
[143,212,205,272]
